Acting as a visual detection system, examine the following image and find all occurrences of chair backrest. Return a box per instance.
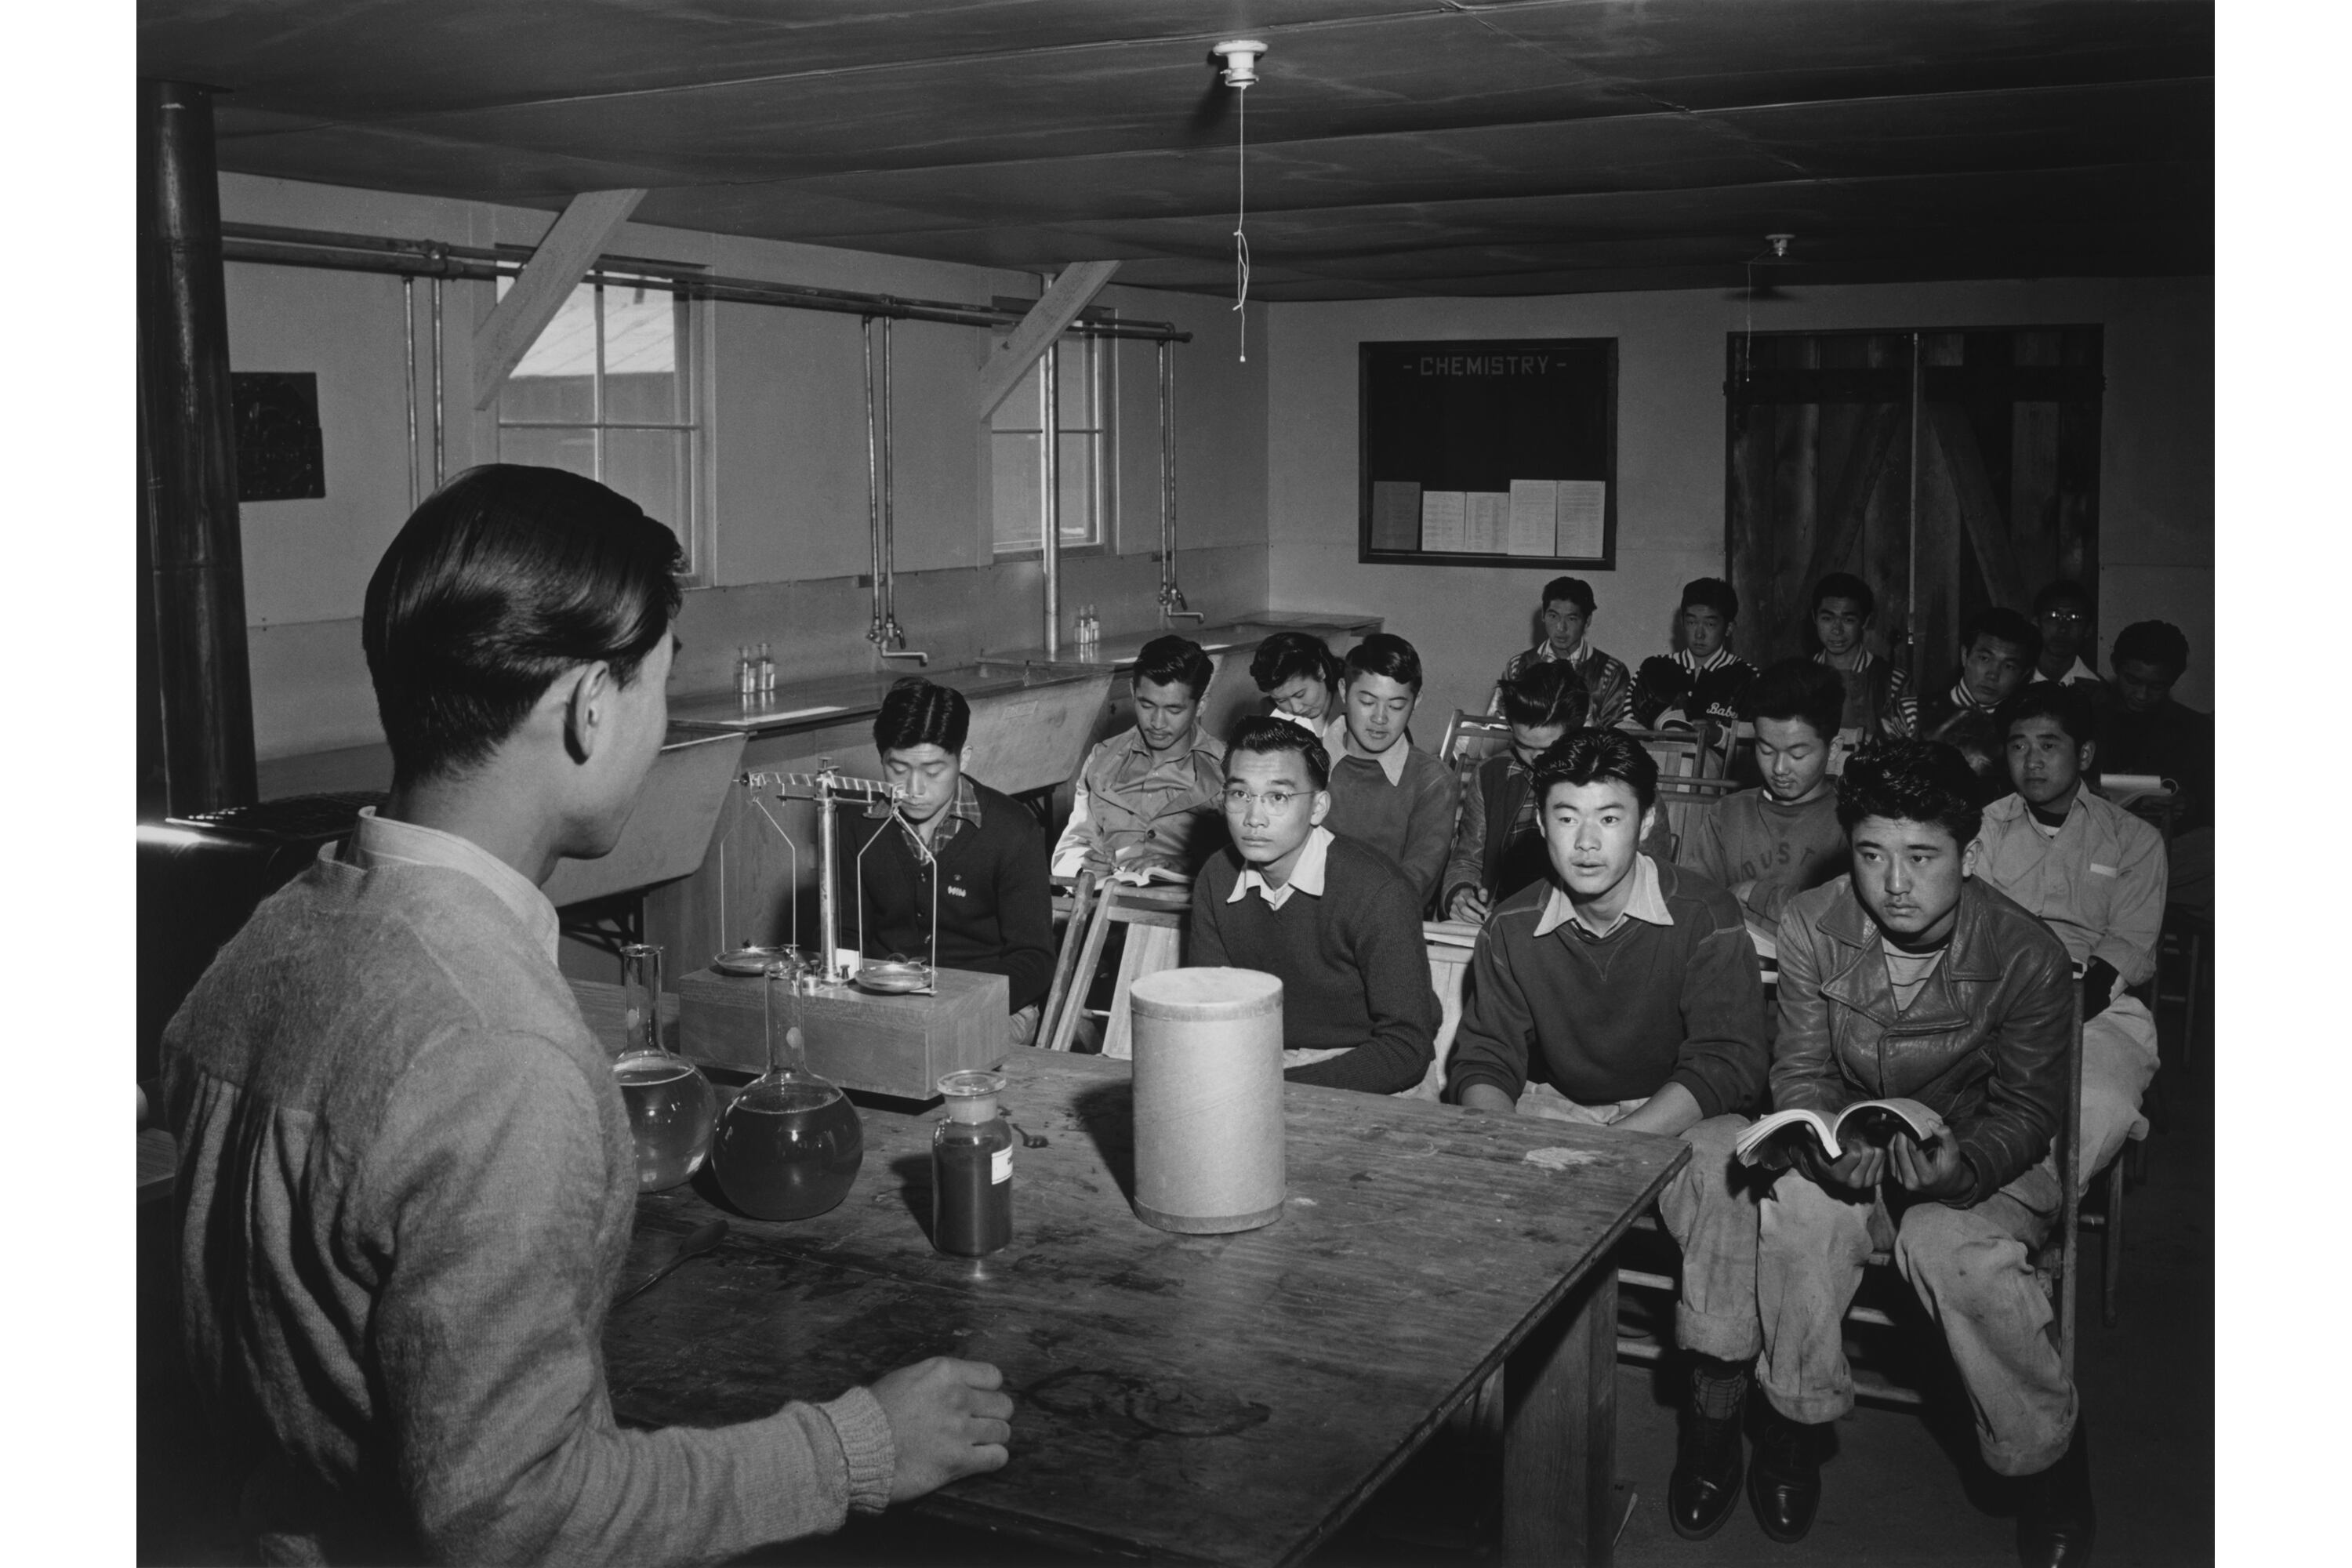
[1050,878,1192,1056]
[1651,774,1743,863]
[1440,708,1513,774]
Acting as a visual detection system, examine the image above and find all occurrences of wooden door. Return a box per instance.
[1726,328,2103,693]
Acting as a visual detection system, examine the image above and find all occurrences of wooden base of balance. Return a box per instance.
[677,964,1009,1102]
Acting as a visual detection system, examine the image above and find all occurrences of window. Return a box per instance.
[991,333,1110,554]
[496,279,706,577]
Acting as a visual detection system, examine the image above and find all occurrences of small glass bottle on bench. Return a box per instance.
[932,1070,1014,1256]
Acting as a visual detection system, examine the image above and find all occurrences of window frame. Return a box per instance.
[989,325,1116,561]
[493,277,716,586]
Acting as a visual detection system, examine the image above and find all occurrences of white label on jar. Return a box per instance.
[991,1147,1012,1184]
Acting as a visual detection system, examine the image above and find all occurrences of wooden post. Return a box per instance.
[138,78,258,816]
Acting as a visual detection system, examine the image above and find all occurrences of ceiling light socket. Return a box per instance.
[1214,39,1268,88]
[1766,233,1795,257]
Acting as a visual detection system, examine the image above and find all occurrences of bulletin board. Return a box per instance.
[1356,337,1617,568]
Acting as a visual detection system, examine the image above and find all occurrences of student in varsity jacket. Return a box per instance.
[846,677,1055,1047]
[1630,577,1759,731]
[1917,606,2041,800]
[1808,571,1915,743]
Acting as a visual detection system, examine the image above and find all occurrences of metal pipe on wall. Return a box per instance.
[402,275,419,510]
[863,317,884,644]
[430,267,446,486]
[1156,339,1200,623]
[138,78,259,816]
[1040,341,1062,662]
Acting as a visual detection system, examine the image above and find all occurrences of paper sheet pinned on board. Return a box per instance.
[1463,492,1509,553]
[1370,481,1422,551]
[1556,480,1607,557]
[1506,480,1559,555]
[1420,491,1467,552]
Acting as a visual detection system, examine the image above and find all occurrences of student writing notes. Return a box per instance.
[1744,742,2091,1566]
[1319,633,1460,909]
[1442,658,1587,924]
[848,677,1056,1045]
[164,467,1011,1566]
[1249,629,1345,733]
[1187,718,1439,1094]
[1052,635,1225,879]
[1443,728,1769,1544]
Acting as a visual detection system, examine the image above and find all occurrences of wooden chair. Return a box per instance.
[1036,872,1099,1054]
[1046,879,1192,1055]
[1650,774,1743,861]
[1440,709,1512,772]
[1617,980,2090,1406]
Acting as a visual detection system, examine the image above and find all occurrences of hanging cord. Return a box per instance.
[1232,85,1250,362]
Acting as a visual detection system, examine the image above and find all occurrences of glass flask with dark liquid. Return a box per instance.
[931,1070,1013,1256]
[710,957,865,1220]
[610,942,717,1192]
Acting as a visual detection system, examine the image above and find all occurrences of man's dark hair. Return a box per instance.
[1835,741,1983,848]
[1530,727,1659,816]
[361,463,684,789]
[1748,657,1846,741]
[874,676,971,754]
[2004,681,2096,749]
[1540,575,1596,615]
[1134,635,1215,702]
[1679,576,1740,622]
[1342,632,1425,694]
[1810,571,1875,619]
[1497,658,1590,731]
[1226,713,1330,790]
[2033,579,2094,615]
[2111,619,2191,683]
[1249,630,1343,694]
[1960,605,2044,669]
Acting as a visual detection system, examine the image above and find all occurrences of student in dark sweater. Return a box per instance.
[1445,728,1768,1544]
[1319,632,1460,911]
[845,678,1054,1044]
[1677,659,1850,930]
[1188,717,1439,1094]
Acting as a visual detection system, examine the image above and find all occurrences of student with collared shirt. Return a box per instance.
[1978,682,2167,1187]
[1489,574,1632,729]
[1918,606,2042,797]
[1053,635,1226,878]
[1678,659,1851,931]
[1631,577,1759,730]
[848,677,1055,1046]
[1808,571,1915,742]
[1443,728,1769,1544]
[1187,717,1439,1094]
[1321,632,1460,909]
[1249,629,1345,734]
[1442,659,1588,924]
[163,467,1011,1566]
[2031,579,2102,687]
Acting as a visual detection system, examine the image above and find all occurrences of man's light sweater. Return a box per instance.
[165,843,893,1565]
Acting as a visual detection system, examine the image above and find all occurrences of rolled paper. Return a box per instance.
[1128,967,1287,1234]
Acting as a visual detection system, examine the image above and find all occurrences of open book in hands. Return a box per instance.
[1733,1098,1949,1168]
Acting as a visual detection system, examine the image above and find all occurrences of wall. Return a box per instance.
[218,174,1270,763]
[1263,277,2215,720]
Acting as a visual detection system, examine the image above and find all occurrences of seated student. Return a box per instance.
[1808,570,1916,742]
[1918,605,2042,795]
[1053,635,1225,878]
[1249,629,1345,733]
[1979,683,2168,1188]
[1744,742,2089,1565]
[2032,579,2102,686]
[849,677,1055,1045]
[163,466,1011,1565]
[1677,659,1851,931]
[2098,619,2213,915]
[1187,717,1439,1093]
[1489,574,1632,729]
[1632,577,1759,730]
[1443,728,1768,1543]
[1440,660,1588,924]
[1321,633,1461,909]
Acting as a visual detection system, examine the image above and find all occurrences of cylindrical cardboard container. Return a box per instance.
[1129,967,1286,1233]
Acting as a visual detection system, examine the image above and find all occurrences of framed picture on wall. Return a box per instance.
[1356,337,1617,568]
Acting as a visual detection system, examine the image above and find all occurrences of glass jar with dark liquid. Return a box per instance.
[710,956,864,1220]
[932,1070,1014,1256]
[610,942,717,1192]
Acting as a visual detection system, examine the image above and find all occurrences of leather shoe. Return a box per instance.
[1668,1408,1744,1541]
[1747,1407,1825,1544]
[2016,1421,2096,1567]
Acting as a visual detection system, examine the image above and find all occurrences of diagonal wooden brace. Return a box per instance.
[975,260,1121,420]
[471,187,647,408]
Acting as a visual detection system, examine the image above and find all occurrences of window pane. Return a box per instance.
[992,357,1041,434]
[604,288,684,423]
[993,431,1042,550]
[504,284,597,422]
[499,423,597,477]
[1058,434,1097,544]
[604,427,691,532]
[1055,338,1096,430]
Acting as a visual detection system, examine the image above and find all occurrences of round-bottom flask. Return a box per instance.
[931,1070,1014,1256]
[712,958,864,1220]
[610,943,716,1192]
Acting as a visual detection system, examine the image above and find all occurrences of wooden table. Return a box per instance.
[597,1044,1685,1567]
